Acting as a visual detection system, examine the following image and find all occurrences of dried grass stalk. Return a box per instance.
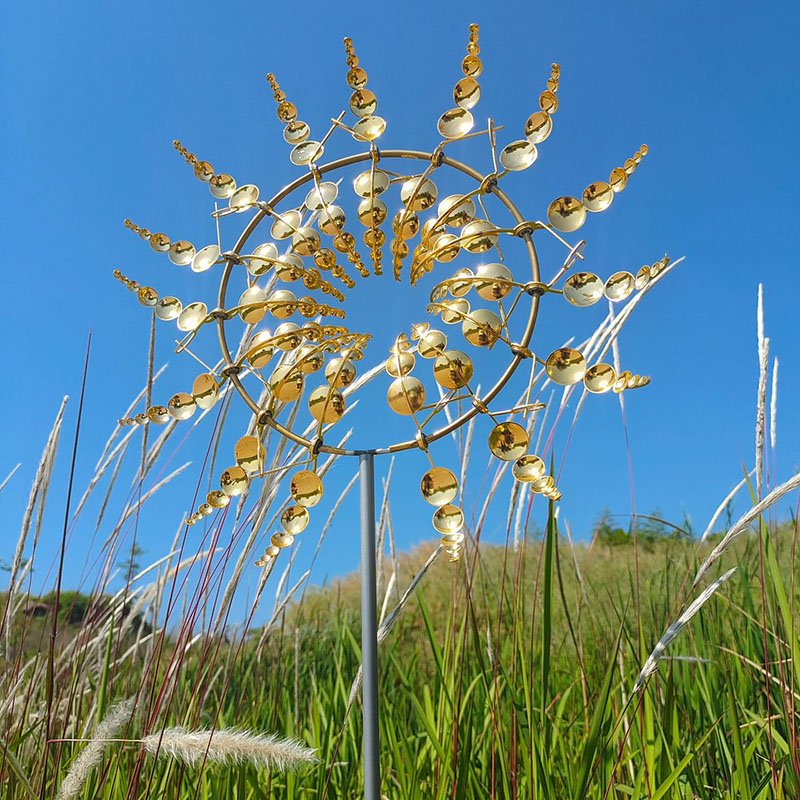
[770,356,779,454]
[694,472,800,587]
[700,469,756,542]
[349,545,443,704]
[633,568,735,693]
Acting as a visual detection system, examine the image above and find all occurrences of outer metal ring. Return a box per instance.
[216,149,541,456]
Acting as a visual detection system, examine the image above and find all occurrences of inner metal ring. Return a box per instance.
[217,149,541,457]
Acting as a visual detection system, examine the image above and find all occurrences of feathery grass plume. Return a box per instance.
[3,397,67,652]
[378,571,397,626]
[142,728,316,771]
[633,567,736,694]
[700,468,756,541]
[756,285,766,498]
[756,336,769,499]
[55,697,134,800]
[349,545,443,704]
[694,472,800,587]
[0,463,21,495]
[770,356,778,454]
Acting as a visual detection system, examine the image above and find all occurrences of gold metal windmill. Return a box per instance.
[113,24,666,798]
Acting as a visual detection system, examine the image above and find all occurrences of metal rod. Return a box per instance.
[359,452,381,800]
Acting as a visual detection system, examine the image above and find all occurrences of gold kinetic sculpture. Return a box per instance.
[115,24,662,572]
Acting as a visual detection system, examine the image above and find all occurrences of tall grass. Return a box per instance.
[1,281,798,799]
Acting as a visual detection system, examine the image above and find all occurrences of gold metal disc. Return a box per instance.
[168,240,196,266]
[239,286,268,324]
[290,141,324,166]
[209,173,236,199]
[271,210,302,240]
[234,435,265,474]
[453,77,480,110]
[269,365,304,402]
[304,182,338,211]
[437,108,474,139]
[271,532,295,549]
[386,376,426,415]
[248,242,278,276]
[420,467,458,506]
[418,330,447,358]
[155,296,182,320]
[462,308,502,347]
[325,358,356,387]
[220,466,248,497]
[274,322,302,351]
[545,348,587,385]
[147,405,169,424]
[437,195,476,228]
[290,470,324,508]
[488,422,529,461]
[604,271,635,302]
[462,220,498,253]
[433,350,474,389]
[400,177,438,210]
[353,115,386,142]
[563,272,604,307]
[308,385,345,422]
[168,392,196,421]
[547,196,587,233]
[207,490,229,509]
[385,351,415,377]
[284,121,310,144]
[177,302,207,332]
[246,331,275,369]
[269,289,298,319]
[230,184,259,211]
[191,244,220,273]
[512,455,545,482]
[354,169,390,198]
[475,263,513,301]
[499,140,538,171]
[281,505,309,534]
[449,267,474,297]
[584,363,616,393]
[582,181,613,212]
[525,110,552,144]
[531,474,555,494]
[432,504,464,534]
[440,298,469,325]
[296,344,324,374]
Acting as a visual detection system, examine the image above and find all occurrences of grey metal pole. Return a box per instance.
[359,452,381,800]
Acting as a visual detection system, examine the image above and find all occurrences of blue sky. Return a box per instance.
[2,0,799,603]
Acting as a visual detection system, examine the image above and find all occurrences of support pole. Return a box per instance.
[359,452,381,800]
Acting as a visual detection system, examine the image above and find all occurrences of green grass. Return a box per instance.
[3,514,800,799]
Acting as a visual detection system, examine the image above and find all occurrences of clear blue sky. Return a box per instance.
[2,0,799,602]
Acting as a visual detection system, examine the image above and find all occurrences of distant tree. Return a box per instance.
[593,508,689,548]
[593,508,629,547]
[119,544,145,579]
[0,557,29,573]
[525,521,544,542]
